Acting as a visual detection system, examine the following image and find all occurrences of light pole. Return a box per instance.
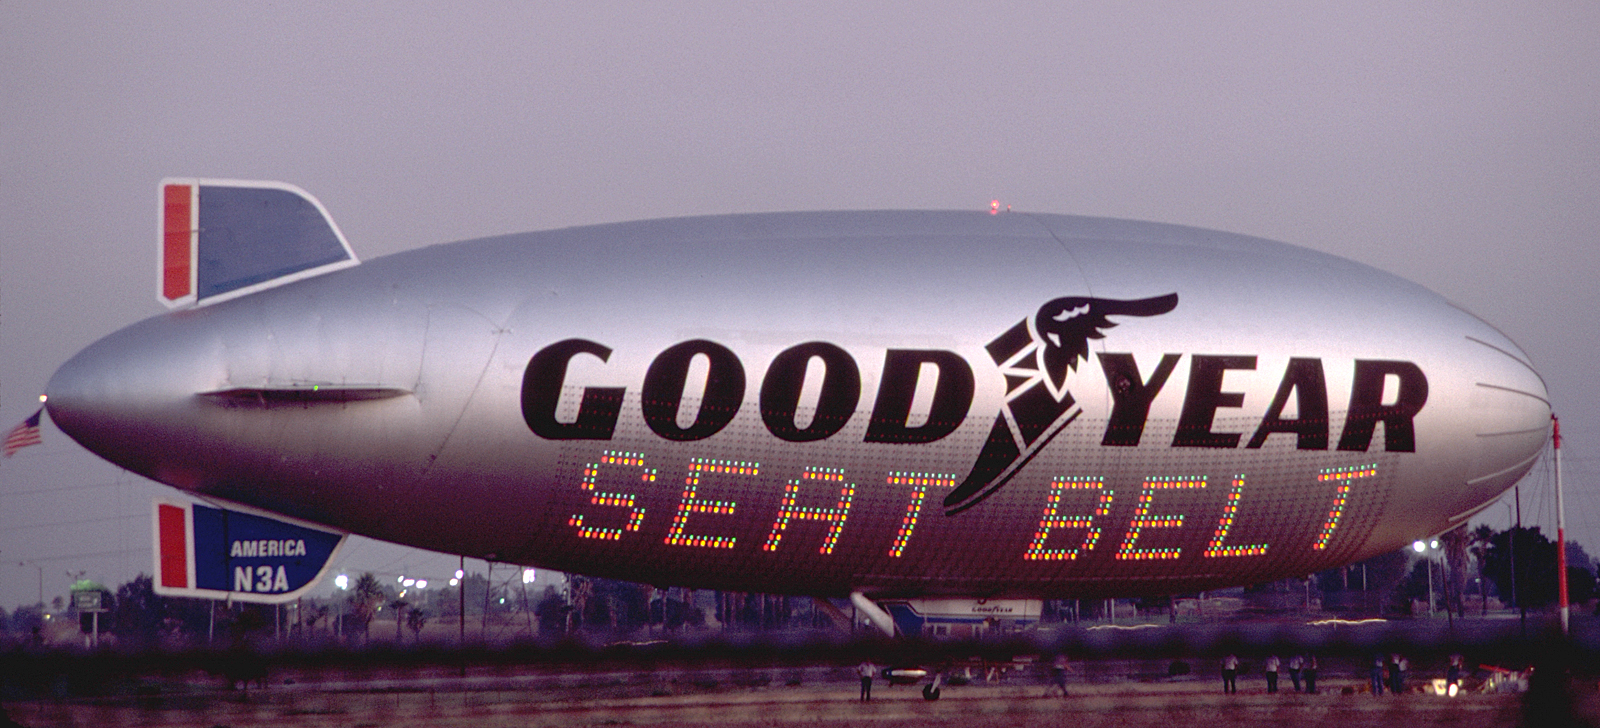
[1413,540,1441,616]
[1514,483,1525,636]
[18,561,43,609]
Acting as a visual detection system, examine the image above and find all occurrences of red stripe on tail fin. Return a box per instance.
[157,503,188,588]
[161,184,193,302]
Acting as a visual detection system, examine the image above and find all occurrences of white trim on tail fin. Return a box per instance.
[158,178,359,309]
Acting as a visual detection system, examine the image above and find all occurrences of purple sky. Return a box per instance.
[3,2,1597,611]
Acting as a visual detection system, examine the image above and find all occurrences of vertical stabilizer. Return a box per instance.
[158,179,358,308]
[152,498,347,604]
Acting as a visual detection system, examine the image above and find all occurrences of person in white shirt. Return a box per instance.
[857,660,876,702]
[1050,654,1071,697]
[1221,654,1239,694]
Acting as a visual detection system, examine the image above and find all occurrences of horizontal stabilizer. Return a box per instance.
[153,498,347,603]
[159,179,358,308]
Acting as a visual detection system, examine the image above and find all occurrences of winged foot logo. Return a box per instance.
[942,293,1179,514]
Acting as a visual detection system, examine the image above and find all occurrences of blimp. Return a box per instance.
[45,179,1550,623]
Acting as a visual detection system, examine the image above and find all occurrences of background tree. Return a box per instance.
[161,595,217,639]
[535,586,569,633]
[348,572,386,641]
[301,603,329,636]
[1398,558,1441,614]
[1484,527,1559,608]
[1470,524,1496,615]
[406,607,428,641]
[390,598,410,641]
[1563,542,1598,609]
[651,588,704,630]
[1440,524,1470,617]
[456,573,490,618]
[112,574,164,646]
[11,605,43,641]
[569,577,593,631]
[577,579,646,632]
[1353,548,1414,615]
[425,583,461,620]
[1566,542,1596,573]
[1568,566,1597,605]
[229,604,270,644]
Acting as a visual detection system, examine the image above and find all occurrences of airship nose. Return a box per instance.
[1457,319,1551,500]
[46,313,221,488]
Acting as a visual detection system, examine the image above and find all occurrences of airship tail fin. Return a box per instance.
[158,179,359,309]
[152,497,348,604]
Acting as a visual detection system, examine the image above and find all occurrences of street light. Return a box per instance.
[1431,539,1442,618]
[1413,540,1440,616]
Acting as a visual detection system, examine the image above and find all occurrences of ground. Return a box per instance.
[3,662,1583,728]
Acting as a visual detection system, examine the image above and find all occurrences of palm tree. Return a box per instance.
[390,598,409,641]
[1470,524,1496,616]
[406,608,428,641]
[569,577,593,632]
[303,604,329,636]
[1441,524,1470,618]
[350,573,385,641]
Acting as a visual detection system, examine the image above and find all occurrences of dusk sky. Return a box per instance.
[2,2,1597,611]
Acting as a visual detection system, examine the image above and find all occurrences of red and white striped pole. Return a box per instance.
[1555,414,1569,637]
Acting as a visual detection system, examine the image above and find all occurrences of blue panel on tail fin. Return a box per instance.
[191,502,344,599]
[196,183,354,300]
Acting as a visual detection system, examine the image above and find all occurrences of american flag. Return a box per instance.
[3,408,43,458]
